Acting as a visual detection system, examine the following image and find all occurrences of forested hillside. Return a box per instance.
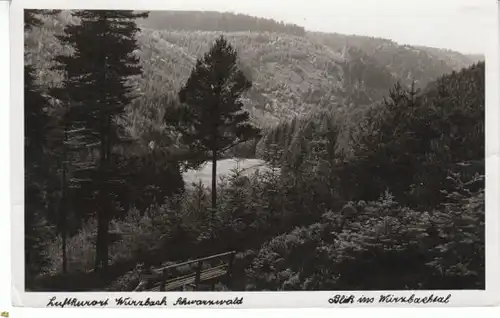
[24,9,484,292]
[308,32,482,87]
[25,10,481,125]
[249,62,485,290]
[138,11,306,36]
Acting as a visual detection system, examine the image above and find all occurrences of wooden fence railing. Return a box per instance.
[135,251,236,291]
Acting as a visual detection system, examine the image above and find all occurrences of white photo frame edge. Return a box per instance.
[9,0,500,308]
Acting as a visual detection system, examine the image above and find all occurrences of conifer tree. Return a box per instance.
[172,35,260,218]
[51,10,148,271]
[24,9,55,285]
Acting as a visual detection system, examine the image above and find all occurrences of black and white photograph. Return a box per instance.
[18,0,492,298]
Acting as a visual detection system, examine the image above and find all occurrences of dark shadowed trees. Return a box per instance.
[24,9,57,285]
[51,10,148,271]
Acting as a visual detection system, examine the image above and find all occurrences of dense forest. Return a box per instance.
[27,10,483,125]
[24,9,484,291]
[138,11,306,36]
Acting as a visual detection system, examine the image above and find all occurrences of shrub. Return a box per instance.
[45,219,97,275]
[424,172,485,289]
[246,170,485,291]
[105,263,143,291]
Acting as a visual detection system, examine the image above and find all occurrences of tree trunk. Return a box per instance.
[61,128,68,274]
[95,201,110,271]
[211,149,217,224]
[61,229,67,273]
[94,134,105,271]
[95,116,111,272]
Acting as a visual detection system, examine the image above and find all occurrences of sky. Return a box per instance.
[145,0,497,55]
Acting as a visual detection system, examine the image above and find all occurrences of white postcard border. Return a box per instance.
[10,0,500,308]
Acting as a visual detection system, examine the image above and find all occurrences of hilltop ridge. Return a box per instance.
[25,10,482,126]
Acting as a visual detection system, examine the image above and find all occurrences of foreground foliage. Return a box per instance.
[246,171,484,290]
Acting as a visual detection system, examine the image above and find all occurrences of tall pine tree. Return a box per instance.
[51,10,148,271]
[172,35,260,219]
[24,9,55,284]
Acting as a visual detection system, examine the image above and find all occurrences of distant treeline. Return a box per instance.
[257,61,485,207]
[138,11,306,36]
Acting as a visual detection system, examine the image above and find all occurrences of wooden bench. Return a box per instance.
[137,251,236,291]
